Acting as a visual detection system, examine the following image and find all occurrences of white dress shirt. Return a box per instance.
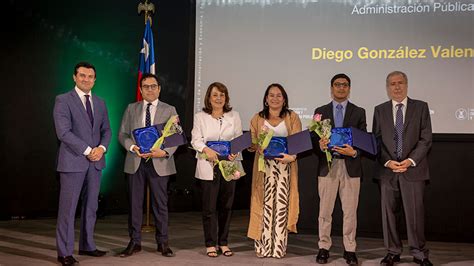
[191,110,243,180]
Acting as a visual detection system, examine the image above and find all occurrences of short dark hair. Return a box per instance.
[330,73,351,87]
[258,83,290,119]
[386,71,408,86]
[140,73,160,87]
[202,82,232,114]
[74,62,96,78]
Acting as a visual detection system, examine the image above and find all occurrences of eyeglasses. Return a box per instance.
[142,84,159,90]
[333,82,349,88]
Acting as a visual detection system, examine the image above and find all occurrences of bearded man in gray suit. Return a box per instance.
[53,62,111,266]
[373,71,433,266]
[118,73,177,258]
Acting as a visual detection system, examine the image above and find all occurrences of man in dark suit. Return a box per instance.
[373,71,433,266]
[118,73,177,258]
[53,62,111,265]
[313,73,366,265]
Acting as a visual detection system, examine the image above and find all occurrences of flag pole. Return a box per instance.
[138,0,156,233]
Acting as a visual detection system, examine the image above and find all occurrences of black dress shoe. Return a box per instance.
[343,251,358,265]
[380,253,401,265]
[157,242,175,257]
[316,248,330,264]
[414,258,433,266]
[119,241,142,257]
[79,249,107,257]
[57,255,78,266]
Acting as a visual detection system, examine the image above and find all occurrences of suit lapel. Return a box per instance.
[323,102,335,128]
[70,90,92,128]
[154,101,166,125]
[92,95,100,129]
[383,101,396,157]
[384,101,394,127]
[403,98,415,131]
[343,102,354,127]
[135,101,144,129]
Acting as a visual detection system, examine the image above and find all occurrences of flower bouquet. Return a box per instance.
[308,113,332,169]
[146,115,182,162]
[218,160,245,181]
[197,152,245,181]
[254,125,274,172]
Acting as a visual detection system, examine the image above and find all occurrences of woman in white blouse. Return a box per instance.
[191,82,243,258]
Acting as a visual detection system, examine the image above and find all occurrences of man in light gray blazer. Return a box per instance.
[373,71,433,266]
[118,73,177,258]
[53,62,111,266]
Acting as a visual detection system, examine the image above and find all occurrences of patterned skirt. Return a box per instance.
[254,159,291,258]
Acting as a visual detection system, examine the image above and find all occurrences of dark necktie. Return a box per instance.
[145,103,152,127]
[395,103,404,160]
[335,103,343,128]
[85,95,94,126]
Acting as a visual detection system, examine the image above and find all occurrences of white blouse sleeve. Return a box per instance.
[191,113,207,153]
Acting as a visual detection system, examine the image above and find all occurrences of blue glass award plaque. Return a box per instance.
[264,137,288,158]
[132,126,161,153]
[328,128,353,148]
[206,141,231,158]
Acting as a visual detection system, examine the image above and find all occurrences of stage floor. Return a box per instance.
[0,210,473,265]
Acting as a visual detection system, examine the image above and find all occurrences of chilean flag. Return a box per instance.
[136,19,155,101]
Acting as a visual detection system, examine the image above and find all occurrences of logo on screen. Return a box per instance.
[455,108,467,120]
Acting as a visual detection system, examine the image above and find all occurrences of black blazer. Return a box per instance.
[372,98,432,181]
[312,101,367,177]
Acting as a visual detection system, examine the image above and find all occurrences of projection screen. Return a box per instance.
[194,0,474,133]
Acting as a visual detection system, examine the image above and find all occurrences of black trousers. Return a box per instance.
[199,168,236,247]
[128,159,169,245]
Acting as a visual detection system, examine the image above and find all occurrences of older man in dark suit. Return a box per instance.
[313,73,367,265]
[53,62,111,265]
[118,73,178,258]
[373,71,433,266]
